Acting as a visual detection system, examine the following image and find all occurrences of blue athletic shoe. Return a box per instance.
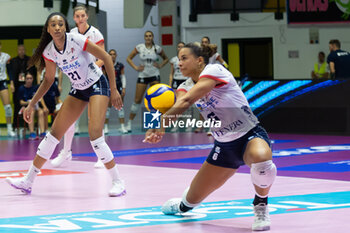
[39,132,46,138]
[28,133,37,140]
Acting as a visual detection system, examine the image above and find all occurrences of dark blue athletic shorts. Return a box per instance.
[69,75,110,102]
[0,80,8,91]
[172,79,187,89]
[206,124,271,169]
[137,75,160,84]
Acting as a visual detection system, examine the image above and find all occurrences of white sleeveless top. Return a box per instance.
[170,56,187,80]
[0,52,11,81]
[136,43,162,78]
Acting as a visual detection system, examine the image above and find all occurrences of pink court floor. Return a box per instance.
[1,132,350,232]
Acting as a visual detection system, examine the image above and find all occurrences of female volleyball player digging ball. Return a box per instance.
[5,12,126,197]
[143,43,277,231]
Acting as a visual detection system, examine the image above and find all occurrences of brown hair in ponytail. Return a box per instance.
[183,42,216,65]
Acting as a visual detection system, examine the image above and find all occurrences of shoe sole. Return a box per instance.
[94,163,105,169]
[51,156,72,168]
[5,179,32,195]
[109,189,126,197]
[252,226,270,231]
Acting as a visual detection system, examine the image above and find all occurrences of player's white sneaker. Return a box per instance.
[161,198,183,215]
[94,159,105,169]
[120,124,128,134]
[126,121,132,132]
[51,150,72,168]
[104,124,109,134]
[7,129,16,137]
[109,180,126,197]
[5,177,32,194]
[252,203,271,231]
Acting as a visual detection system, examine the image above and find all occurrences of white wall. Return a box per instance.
[99,0,159,128]
[0,0,61,26]
[180,0,350,79]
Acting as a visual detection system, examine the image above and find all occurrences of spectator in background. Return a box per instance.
[311,51,329,79]
[38,68,62,134]
[9,44,37,131]
[201,36,228,68]
[18,72,45,140]
[103,49,127,134]
[37,67,63,94]
[0,41,16,136]
[327,39,350,79]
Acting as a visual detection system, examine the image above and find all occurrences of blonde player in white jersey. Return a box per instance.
[126,31,169,132]
[169,42,187,89]
[51,5,108,168]
[201,36,228,68]
[5,12,126,197]
[0,42,16,137]
[144,43,276,231]
[169,41,190,133]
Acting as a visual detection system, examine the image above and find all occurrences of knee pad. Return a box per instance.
[118,108,125,119]
[37,132,60,160]
[250,160,277,188]
[4,104,12,118]
[105,108,111,119]
[90,136,114,164]
[130,103,140,114]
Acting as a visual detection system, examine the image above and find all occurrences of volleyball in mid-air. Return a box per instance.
[144,84,176,114]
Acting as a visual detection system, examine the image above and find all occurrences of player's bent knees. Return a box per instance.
[250,160,277,189]
[246,149,271,164]
[37,132,60,160]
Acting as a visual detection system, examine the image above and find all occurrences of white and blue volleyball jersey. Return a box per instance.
[42,33,103,90]
[178,64,259,142]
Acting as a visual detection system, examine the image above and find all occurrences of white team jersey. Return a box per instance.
[136,43,162,78]
[170,56,187,80]
[178,64,259,142]
[71,25,104,45]
[209,52,221,65]
[43,33,103,90]
[0,52,10,81]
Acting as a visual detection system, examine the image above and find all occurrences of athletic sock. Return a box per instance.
[253,194,268,206]
[25,164,40,183]
[179,201,194,212]
[108,165,121,182]
[64,124,75,153]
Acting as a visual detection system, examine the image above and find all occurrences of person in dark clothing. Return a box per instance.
[327,39,350,79]
[9,44,37,130]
